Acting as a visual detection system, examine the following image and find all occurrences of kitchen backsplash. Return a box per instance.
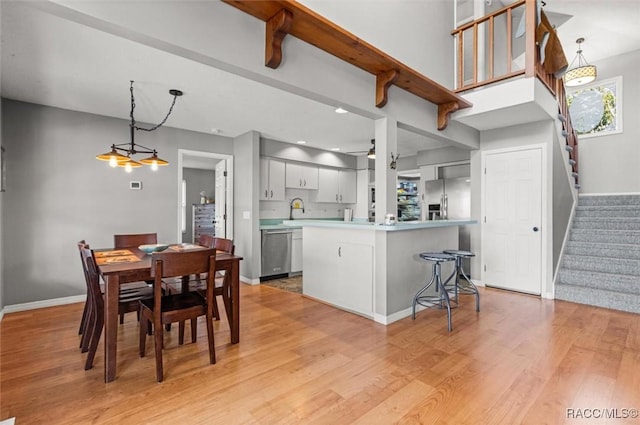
[259,188,355,220]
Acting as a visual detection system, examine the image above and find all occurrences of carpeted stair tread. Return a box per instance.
[557,268,640,295]
[564,241,640,260]
[555,284,640,314]
[569,229,640,244]
[562,254,640,276]
[575,205,640,218]
[578,195,640,206]
[572,217,640,230]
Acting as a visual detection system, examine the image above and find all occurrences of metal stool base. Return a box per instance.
[412,253,456,332]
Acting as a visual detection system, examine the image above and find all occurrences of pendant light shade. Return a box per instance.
[96,81,182,172]
[564,38,597,87]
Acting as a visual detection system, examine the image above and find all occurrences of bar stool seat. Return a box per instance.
[443,249,479,312]
[412,252,457,332]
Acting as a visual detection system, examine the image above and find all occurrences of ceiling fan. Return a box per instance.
[347,139,376,158]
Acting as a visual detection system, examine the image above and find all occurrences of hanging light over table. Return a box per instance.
[564,37,597,87]
[96,81,182,172]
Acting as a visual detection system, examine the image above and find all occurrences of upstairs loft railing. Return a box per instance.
[452,0,579,182]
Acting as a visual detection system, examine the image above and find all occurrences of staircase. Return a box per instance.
[556,194,640,314]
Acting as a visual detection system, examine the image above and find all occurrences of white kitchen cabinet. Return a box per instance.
[303,227,374,317]
[291,229,303,273]
[316,168,357,203]
[338,169,357,203]
[260,158,285,201]
[285,163,318,190]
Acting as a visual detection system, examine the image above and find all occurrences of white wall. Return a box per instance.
[578,49,640,193]
[1,100,233,305]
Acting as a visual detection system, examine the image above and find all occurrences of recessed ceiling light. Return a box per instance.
[335,107,349,114]
[296,140,307,144]
[331,148,340,151]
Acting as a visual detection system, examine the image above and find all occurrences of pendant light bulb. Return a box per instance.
[125,162,133,173]
[109,156,118,168]
[151,160,159,171]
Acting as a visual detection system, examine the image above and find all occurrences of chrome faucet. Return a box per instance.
[289,197,305,220]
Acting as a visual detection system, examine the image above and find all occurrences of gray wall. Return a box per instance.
[577,49,640,193]
[1,99,233,305]
[233,131,260,281]
[183,167,215,243]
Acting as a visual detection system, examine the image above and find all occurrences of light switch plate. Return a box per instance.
[130,181,142,190]
[243,211,251,219]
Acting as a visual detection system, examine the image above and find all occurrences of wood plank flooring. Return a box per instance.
[1,284,639,424]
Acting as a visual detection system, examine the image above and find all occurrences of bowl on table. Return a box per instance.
[138,244,170,254]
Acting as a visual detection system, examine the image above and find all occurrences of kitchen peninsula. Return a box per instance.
[283,219,476,324]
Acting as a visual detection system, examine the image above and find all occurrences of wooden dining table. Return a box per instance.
[96,245,243,383]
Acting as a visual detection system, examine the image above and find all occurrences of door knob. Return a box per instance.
[533,226,539,232]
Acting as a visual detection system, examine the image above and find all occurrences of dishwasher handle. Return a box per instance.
[262,230,293,234]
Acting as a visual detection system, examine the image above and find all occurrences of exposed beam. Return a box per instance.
[223,0,471,130]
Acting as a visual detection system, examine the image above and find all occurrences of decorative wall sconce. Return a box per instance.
[390,153,400,170]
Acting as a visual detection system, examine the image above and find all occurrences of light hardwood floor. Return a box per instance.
[1,284,639,424]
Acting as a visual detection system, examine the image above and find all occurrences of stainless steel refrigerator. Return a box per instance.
[424,177,472,275]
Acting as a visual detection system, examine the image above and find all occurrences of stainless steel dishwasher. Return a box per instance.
[261,229,292,279]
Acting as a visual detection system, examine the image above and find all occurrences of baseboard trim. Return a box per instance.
[241,275,261,285]
[2,295,86,315]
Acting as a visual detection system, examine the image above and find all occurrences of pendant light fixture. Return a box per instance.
[96,81,182,172]
[564,38,597,87]
[367,139,376,159]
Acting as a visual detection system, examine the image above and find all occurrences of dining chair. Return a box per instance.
[113,232,160,323]
[114,233,158,248]
[79,245,104,370]
[77,244,155,369]
[77,240,154,353]
[139,248,218,382]
[168,237,235,321]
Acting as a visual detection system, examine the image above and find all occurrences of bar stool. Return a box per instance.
[443,249,480,312]
[412,252,457,332]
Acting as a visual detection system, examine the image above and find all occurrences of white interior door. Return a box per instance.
[483,147,542,294]
[215,160,227,238]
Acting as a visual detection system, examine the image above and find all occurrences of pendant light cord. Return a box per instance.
[129,80,180,133]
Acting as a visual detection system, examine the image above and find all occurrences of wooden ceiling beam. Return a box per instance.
[223,0,471,131]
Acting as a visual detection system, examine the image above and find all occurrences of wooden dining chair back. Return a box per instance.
[79,246,105,371]
[77,240,91,338]
[139,248,217,382]
[213,237,235,255]
[198,234,215,248]
[114,233,158,248]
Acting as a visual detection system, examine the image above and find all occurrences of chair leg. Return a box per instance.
[154,322,164,382]
[206,312,216,365]
[79,298,88,335]
[80,300,95,353]
[119,313,124,324]
[212,297,221,321]
[178,321,185,345]
[191,318,197,343]
[147,320,153,335]
[139,314,147,357]
[85,312,103,370]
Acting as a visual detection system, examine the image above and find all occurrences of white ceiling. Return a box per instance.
[1,1,639,159]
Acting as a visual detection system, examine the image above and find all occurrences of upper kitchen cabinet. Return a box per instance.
[316,168,357,203]
[260,158,286,201]
[285,163,319,190]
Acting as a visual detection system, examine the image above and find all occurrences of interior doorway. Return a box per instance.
[178,149,233,243]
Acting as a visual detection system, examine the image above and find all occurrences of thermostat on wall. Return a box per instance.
[130,181,142,190]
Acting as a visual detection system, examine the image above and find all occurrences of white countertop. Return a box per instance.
[281,219,477,232]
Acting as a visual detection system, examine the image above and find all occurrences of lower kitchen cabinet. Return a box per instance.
[291,229,303,273]
[303,227,374,317]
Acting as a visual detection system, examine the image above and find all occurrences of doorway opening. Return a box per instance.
[177,149,233,243]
